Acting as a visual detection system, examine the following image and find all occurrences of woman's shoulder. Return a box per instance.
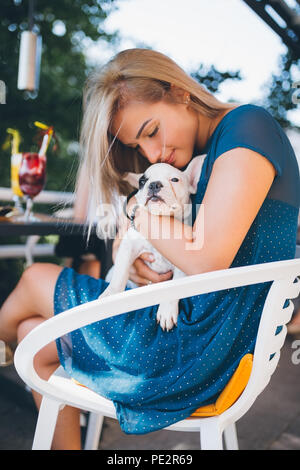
[222,103,278,128]
[205,104,280,154]
[212,103,283,147]
[204,102,294,181]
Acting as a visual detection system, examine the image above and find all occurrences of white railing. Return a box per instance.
[0,187,73,205]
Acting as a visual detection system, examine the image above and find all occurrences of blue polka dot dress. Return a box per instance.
[54,104,300,434]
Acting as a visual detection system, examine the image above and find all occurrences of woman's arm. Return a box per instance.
[132,147,276,276]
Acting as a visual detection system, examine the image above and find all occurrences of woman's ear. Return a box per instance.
[123,172,143,189]
[170,84,190,104]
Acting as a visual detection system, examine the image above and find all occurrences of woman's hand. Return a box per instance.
[129,254,173,287]
[112,237,173,287]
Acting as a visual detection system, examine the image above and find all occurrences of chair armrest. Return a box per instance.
[14,258,300,402]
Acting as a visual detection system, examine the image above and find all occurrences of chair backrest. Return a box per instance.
[221,266,300,427]
[251,275,300,393]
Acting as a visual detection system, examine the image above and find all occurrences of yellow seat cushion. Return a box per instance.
[188,353,253,418]
[72,353,253,419]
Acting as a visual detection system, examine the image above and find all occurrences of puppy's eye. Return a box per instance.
[171,177,179,182]
[139,175,147,189]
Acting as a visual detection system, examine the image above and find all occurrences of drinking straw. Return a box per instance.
[5,128,21,154]
[5,129,23,198]
[34,121,54,156]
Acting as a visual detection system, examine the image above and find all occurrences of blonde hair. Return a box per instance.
[78,48,236,233]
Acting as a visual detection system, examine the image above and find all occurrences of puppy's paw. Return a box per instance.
[156,303,178,331]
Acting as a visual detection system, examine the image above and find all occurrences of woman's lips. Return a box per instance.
[164,150,175,164]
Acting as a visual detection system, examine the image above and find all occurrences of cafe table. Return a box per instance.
[0,212,95,237]
[0,187,95,237]
[0,186,98,236]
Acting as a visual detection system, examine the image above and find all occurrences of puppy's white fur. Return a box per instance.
[99,154,206,331]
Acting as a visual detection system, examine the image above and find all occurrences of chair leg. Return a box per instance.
[223,422,239,450]
[32,396,62,450]
[84,413,104,450]
[199,419,224,450]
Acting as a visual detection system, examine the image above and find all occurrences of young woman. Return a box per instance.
[0,48,299,449]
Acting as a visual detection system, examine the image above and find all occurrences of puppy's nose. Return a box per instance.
[148,181,163,193]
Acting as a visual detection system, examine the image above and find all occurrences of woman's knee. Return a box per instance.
[17,316,44,343]
[17,317,59,370]
[20,263,64,320]
[22,262,61,286]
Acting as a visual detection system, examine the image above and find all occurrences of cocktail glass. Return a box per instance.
[18,152,46,221]
[11,153,24,214]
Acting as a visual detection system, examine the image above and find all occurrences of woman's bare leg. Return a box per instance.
[0,262,81,450]
[0,262,61,343]
[17,316,81,450]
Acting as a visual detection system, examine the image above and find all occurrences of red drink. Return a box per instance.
[19,152,46,197]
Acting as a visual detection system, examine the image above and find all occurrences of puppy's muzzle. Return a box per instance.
[148,181,163,193]
[147,180,165,204]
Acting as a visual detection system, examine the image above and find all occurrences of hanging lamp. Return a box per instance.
[17,0,42,92]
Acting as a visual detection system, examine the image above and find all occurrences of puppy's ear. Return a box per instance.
[184,154,206,194]
[123,172,143,189]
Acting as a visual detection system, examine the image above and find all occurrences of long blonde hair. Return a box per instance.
[78,48,235,233]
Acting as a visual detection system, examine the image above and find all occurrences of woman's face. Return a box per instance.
[111,99,200,169]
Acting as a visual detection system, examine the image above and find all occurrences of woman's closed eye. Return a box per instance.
[131,126,159,152]
[148,126,159,138]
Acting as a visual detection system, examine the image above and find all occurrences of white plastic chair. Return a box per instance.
[14,258,300,450]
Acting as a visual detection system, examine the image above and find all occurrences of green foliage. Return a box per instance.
[191,64,242,95]
[0,0,119,191]
[191,53,300,130]
[260,51,300,129]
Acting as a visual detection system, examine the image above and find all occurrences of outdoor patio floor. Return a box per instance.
[0,335,300,451]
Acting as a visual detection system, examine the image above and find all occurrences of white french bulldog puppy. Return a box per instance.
[99,154,206,331]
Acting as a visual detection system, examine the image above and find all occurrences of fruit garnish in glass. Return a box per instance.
[18,152,46,221]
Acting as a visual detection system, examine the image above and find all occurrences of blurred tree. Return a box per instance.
[260,51,300,129]
[192,52,300,131]
[191,64,242,96]
[0,0,119,192]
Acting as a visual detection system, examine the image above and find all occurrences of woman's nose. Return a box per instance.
[141,142,162,164]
